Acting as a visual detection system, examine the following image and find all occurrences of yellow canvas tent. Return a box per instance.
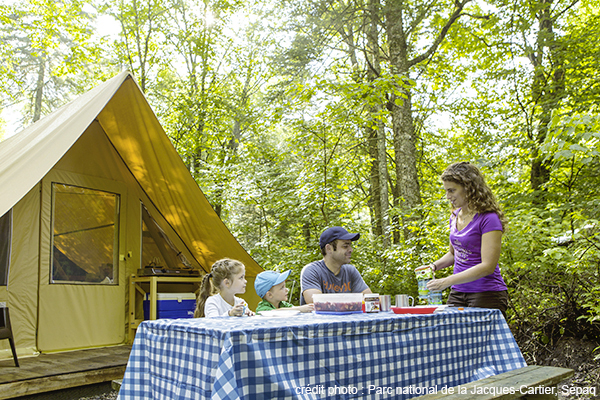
[0,72,262,359]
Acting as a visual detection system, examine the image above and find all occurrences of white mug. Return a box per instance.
[395,294,414,307]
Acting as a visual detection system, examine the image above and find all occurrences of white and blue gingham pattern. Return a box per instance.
[118,308,526,400]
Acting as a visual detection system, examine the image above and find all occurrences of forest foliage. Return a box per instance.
[1,0,600,360]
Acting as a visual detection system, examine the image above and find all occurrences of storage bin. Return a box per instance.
[143,293,196,320]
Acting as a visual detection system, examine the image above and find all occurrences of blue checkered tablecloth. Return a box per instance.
[117,308,526,400]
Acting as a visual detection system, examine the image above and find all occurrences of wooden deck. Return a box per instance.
[0,345,131,399]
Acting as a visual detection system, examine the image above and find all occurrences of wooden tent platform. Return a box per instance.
[0,345,131,399]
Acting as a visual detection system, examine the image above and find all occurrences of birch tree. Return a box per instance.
[0,0,103,127]
[110,0,169,93]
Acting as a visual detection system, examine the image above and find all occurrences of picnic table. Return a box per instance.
[117,308,526,399]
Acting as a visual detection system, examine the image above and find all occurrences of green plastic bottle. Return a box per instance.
[416,266,434,301]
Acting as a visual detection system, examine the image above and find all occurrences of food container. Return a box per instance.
[313,293,363,314]
[429,291,443,305]
[416,267,434,300]
[363,293,380,313]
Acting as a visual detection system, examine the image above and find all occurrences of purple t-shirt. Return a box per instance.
[450,210,507,293]
[300,260,369,304]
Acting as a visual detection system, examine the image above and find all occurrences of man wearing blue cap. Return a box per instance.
[255,270,314,313]
[300,226,372,305]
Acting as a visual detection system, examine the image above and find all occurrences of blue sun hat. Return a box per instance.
[254,270,291,298]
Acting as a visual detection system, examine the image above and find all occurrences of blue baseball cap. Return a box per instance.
[319,226,360,248]
[255,270,291,298]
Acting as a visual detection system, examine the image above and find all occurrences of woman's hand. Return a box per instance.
[427,278,450,291]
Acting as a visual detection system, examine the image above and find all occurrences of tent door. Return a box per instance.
[37,172,127,351]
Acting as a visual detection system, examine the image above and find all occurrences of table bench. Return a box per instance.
[413,365,574,400]
[111,379,122,392]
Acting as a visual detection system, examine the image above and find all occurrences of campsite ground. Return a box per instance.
[541,337,600,400]
[79,393,116,400]
[13,382,117,400]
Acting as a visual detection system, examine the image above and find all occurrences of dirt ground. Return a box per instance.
[534,337,600,400]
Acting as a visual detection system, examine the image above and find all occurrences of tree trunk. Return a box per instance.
[528,0,565,200]
[390,87,422,240]
[385,3,422,241]
[384,0,469,241]
[33,57,45,122]
[367,0,390,247]
[377,121,390,246]
[367,127,383,237]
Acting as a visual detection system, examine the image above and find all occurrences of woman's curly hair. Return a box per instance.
[441,162,507,230]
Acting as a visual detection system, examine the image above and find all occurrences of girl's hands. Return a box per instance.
[229,303,245,317]
[229,302,255,317]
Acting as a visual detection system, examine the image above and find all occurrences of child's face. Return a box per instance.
[226,267,247,295]
[268,281,288,303]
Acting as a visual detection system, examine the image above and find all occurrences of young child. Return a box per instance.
[194,258,255,318]
[255,270,314,313]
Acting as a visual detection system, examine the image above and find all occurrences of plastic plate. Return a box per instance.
[258,309,301,318]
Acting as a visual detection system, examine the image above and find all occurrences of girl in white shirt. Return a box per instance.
[194,258,254,318]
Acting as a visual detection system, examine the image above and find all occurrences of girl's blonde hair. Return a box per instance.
[441,162,507,230]
[194,258,245,318]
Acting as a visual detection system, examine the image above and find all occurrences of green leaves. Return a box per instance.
[542,113,600,163]
[2,0,600,341]
[0,0,106,126]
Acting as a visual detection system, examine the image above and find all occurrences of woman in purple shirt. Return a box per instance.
[418,162,509,318]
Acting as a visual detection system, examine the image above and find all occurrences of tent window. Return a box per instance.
[51,183,119,284]
[0,209,11,286]
[141,204,191,270]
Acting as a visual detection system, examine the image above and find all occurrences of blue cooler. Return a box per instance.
[143,293,197,320]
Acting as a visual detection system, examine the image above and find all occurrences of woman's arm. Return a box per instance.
[432,246,455,270]
[427,230,502,291]
[415,246,455,272]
